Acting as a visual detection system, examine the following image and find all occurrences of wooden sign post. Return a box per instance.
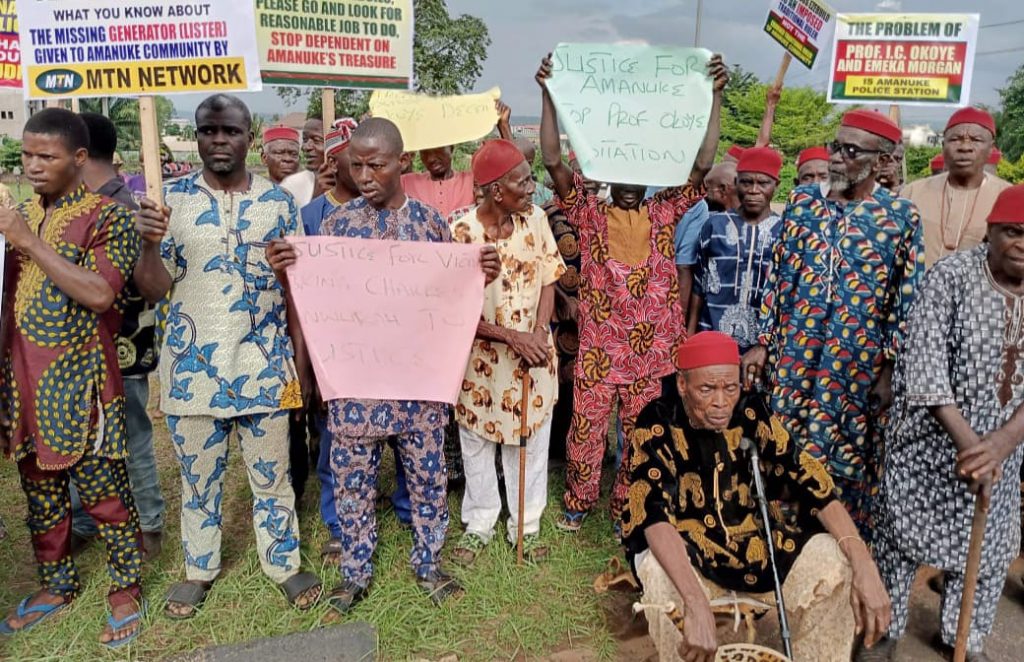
[772,53,793,93]
[322,88,335,131]
[139,96,164,207]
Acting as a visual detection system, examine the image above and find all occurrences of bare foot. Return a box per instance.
[2,590,67,631]
[99,600,143,646]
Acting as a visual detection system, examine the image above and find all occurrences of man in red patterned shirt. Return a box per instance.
[536,53,728,532]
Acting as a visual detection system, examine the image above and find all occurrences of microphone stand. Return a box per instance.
[741,436,794,660]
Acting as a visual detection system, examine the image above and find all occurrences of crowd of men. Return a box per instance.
[0,49,1022,662]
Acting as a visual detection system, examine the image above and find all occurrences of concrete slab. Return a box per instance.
[176,621,376,662]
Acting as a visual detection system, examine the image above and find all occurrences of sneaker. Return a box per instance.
[555,510,588,533]
[451,532,487,567]
[521,533,549,562]
[417,569,463,605]
[326,580,368,614]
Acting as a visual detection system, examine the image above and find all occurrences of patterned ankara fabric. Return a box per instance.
[18,453,143,607]
[622,392,836,593]
[167,411,301,583]
[1,186,139,470]
[876,245,1024,652]
[757,184,923,535]
[320,196,452,438]
[556,172,701,385]
[693,210,781,352]
[451,205,566,444]
[545,201,581,456]
[330,428,449,587]
[157,172,303,417]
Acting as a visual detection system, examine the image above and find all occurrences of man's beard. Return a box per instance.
[206,160,237,174]
[829,163,872,194]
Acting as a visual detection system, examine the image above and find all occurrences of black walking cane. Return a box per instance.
[516,367,531,565]
[741,437,794,660]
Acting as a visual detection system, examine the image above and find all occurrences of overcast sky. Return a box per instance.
[177,0,1023,128]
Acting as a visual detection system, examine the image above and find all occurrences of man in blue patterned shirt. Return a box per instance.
[268,118,500,612]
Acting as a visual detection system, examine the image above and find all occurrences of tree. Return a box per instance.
[996,63,1024,163]
[0,138,21,172]
[275,0,490,119]
[78,97,175,151]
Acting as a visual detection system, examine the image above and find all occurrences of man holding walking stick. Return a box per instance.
[872,185,1024,662]
[623,331,891,662]
[450,139,565,565]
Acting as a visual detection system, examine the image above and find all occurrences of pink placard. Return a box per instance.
[285,237,485,404]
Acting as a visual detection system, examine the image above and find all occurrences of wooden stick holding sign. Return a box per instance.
[139,96,164,208]
[322,89,336,131]
[771,53,793,93]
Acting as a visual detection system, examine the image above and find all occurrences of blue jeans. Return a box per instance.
[71,376,165,536]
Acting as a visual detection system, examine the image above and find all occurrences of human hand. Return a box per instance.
[536,54,553,89]
[317,158,337,194]
[766,83,782,107]
[266,238,298,281]
[676,599,718,662]
[849,554,893,649]
[706,54,728,93]
[957,431,1012,489]
[137,197,171,245]
[496,99,512,125]
[479,245,501,284]
[0,207,34,250]
[508,331,549,367]
[740,345,767,391]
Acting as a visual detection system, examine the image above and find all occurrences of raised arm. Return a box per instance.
[536,54,574,200]
[133,197,174,304]
[754,84,781,148]
[689,54,729,188]
[496,99,513,141]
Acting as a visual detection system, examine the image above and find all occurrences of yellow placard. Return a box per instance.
[27,58,249,97]
[844,75,948,99]
[370,86,501,152]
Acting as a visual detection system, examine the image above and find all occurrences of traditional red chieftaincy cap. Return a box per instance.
[736,147,783,179]
[726,144,746,161]
[797,146,830,169]
[986,185,1024,224]
[946,107,996,137]
[472,139,525,186]
[988,147,1002,166]
[931,153,945,171]
[675,332,741,371]
[263,126,300,144]
[841,109,903,144]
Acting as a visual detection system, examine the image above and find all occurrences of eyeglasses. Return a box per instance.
[828,141,882,160]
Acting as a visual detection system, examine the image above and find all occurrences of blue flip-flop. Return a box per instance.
[102,600,146,650]
[0,595,68,635]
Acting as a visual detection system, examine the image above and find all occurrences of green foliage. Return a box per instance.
[77,97,175,152]
[905,145,941,181]
[997,153,1024,184]
[276,0,490,120]
[0,138,21,172]
[996,64,1024,163]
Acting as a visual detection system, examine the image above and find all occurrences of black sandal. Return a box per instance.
[320,539,343,561]
[280,571,322,611]
[164,581,212,620]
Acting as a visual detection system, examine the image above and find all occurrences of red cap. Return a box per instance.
[263,126,300,144]
[725,144,746,161]
[841,109,903,144]
[988,147,1002,166]
[945,107,996,138]
[736,147,783,179]
[472,139,526,186]
[986,185,1024,224]
[675,332,741,371]
[930,153,945,171]
[568,150,578,162]
[797,146,830,169]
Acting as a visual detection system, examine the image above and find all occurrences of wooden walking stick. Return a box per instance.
[516,366,531,565]
[954,487,990,662]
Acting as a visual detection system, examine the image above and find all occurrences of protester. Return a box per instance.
[986,147,1003,175]
[702,162,738,213]
[545,198,581,460]
[70,113,165,561]
[689,147,783,350]
[449,139,566,564]
[0,108,145,647]
[133,94,321,618]
[876,141,905,194]
[903,107,1011,267]
[930,153,946,175]
[281,118,325,206]
[794,146,830,187]
[266,118,501,613]
[261,125,301,184]
[624,332,892,662]
[537,52,728,532]
[742,109,923,538]
[722,145,745,164]
[297,117,369,560]
[871,185,1024,662]
[513,137,552,206]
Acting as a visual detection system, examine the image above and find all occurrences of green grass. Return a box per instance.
[0,387,626,661]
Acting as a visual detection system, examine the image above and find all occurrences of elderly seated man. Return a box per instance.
[621,331,892,662]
